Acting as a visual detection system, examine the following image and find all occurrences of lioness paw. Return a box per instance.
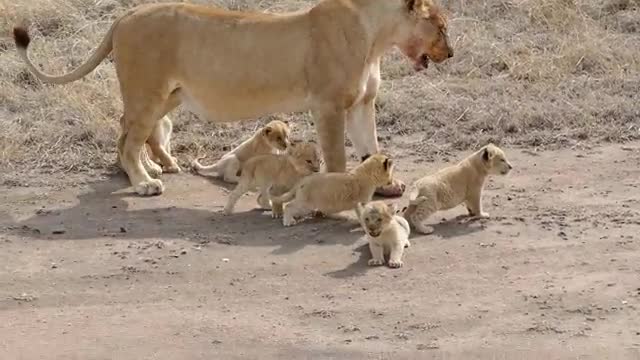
[388,260,403,268]
[368,259,384,266]
[134,179,164,196]
[414,224,434,235]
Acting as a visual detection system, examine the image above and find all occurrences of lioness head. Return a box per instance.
[355,201,397,238]
[262,120,290,151]
[398,0,453,71]
[357,154,395,186]
[481,143,513,175]
[287,141,321,173]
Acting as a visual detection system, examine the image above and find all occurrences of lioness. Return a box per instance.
[13,0,452,196]
[272,154,395,226]
[404,143,513,234]
[356,201,411,268]
[192,120,290,183]
[223,140,321,215]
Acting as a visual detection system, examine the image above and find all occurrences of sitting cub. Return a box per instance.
[223,141,321,215]
[192,120,290,183]
[404,143,513,234]
[356,201,411,268]
[271,153,395,227]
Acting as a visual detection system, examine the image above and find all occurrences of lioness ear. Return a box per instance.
[405,0,432,15]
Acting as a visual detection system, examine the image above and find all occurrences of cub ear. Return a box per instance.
[482,146,494,162]
[263,127,272,136]
[400,206,408,214]
[405,0,432,15]
[389,202,399,214]
[383,158,393,171]
[361,154,371,162]
[355,202,365,218]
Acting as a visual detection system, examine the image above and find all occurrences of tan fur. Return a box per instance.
[272,154,395,226]
[404,144,513,234]
[13,0,452,196]
[223,141,321,215]
[356,201,411,268]
[192,120,290,183]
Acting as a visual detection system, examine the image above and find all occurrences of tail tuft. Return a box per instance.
[13,27,31,49]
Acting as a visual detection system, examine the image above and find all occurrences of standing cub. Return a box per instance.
[223,141,321,215]
[271,154,395,226]
[356,201,411,268]
[192,120,290,183]
[404,143,513,234]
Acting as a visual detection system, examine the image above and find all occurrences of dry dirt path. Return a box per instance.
[1,143,639,359]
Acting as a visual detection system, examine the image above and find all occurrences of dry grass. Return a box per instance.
[0,0,639,183]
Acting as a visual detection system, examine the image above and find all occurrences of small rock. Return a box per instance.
[120,227,127,233]
[222,258,230,263]
[417,342,439,350]
[52,228,66,235]
[180,249,188,255]
[51,263,58,269]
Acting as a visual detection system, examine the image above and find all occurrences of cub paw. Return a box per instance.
[134,179,164,196]
[163,164,182,173]
[368,259,385,266]
[388,260,404,268]
[414,224,434,235]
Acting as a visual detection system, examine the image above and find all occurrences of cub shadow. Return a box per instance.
[324,241,371,279]
[0,173,361,255]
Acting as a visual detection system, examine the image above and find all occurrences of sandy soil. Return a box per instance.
[1,143,639,359]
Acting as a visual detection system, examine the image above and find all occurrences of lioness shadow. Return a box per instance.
[0,172,361,255]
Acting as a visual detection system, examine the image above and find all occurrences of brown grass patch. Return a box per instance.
[1,0,638,183]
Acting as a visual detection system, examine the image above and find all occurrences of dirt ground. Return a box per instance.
[1,142,639,359]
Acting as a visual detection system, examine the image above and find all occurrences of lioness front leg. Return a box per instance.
[346,97,404,197]
[312,107,347,173]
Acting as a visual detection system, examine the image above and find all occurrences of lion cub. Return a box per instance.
[272,154,395,227]
[223,141,321,215]
[356,201,411,268]
[192,120,290,183]
[404,143,513,234]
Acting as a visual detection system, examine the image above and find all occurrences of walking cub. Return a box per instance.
[356,201,411,268]
[223,141,321,215]
[271,154,395,226]
[404,143,513,234]
[192,120,290,183]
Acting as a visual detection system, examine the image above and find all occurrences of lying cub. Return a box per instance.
[192,120,290,183]
[272,153,395,227]
[223,141,321,215]
[356,201,411,268]
[404,143,513,234]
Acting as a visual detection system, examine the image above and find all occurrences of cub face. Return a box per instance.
[288,141,321,173]
[362,153,395,186]
[356,201,397,237]
[262,120,290,151]
[482,143,513,175]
